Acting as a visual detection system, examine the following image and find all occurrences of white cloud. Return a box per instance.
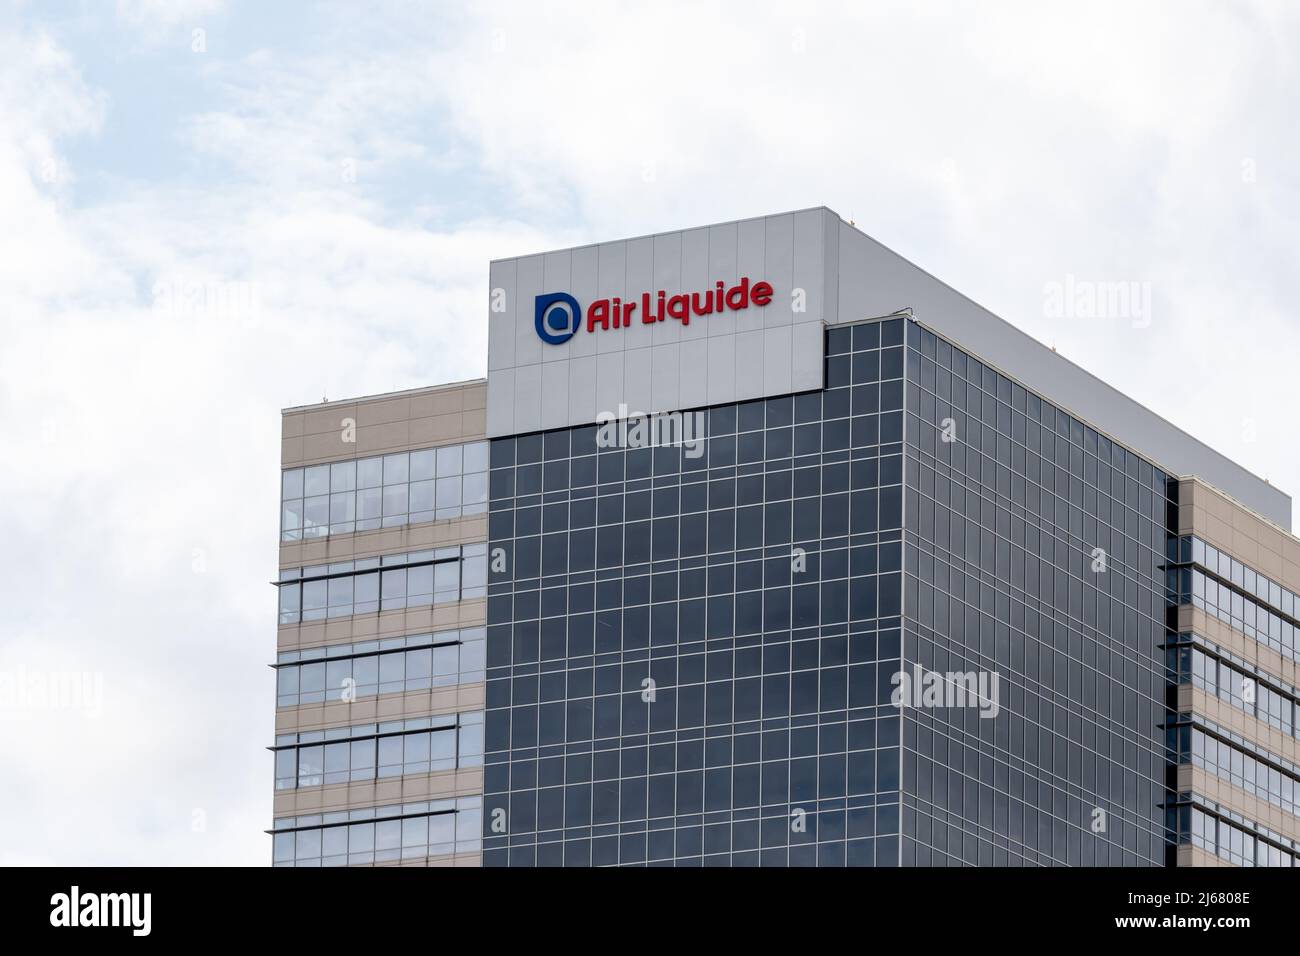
[115,0,226,30]
[419,0,1299,515]
[0,16,570,864]
[0,0,1297,864]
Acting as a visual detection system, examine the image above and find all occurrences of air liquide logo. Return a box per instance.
[534,291,582,345]
[534,277,774,345]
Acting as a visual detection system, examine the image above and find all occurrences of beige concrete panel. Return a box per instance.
[355,396,413,427]
[425,852,482,867]
[1181,478,1300,594]
[410,389,461,419]
[278,513,487,569]
[373,851,481,868]
[1179,844,1233,868]
[274,767,484,816]
[407,414,448,446]
[281,436,304,465]
[281,380,487,469]
[277,598,485,654]
[274,682,485,736]
[354,420,410,456]
[300,431,357,462]
[301,405,358,438]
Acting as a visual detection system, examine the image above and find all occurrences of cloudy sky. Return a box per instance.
[1,0,1296,864]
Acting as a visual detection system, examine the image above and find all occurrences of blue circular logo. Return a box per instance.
[534,292,581,345]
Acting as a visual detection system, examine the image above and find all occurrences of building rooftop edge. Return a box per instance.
[281,378,486,415]
[1178,475,1300,549]
[280,206,1290,529]
[858,313,1294,539]
[830,214,1291,510]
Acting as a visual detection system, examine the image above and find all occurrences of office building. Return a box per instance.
[270,207,1298,866]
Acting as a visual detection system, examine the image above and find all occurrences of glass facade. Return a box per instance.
[1169,638,1299,737]
[482,319,909,866]
[276,544,487,624]
[900,320,1173,866]
[268,210,1299,873]
[1172,797,1299,867]
[1171,717,1300,816]
[1170,560,1299,663]
[274,627,486,707]
[273,711,485,790]
[271,797,483,867]
[280,439,489,541]
[1185,805,1297,866]
[475,315,1284,866]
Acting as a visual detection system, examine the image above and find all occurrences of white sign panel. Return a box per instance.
[485,208,838,438]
